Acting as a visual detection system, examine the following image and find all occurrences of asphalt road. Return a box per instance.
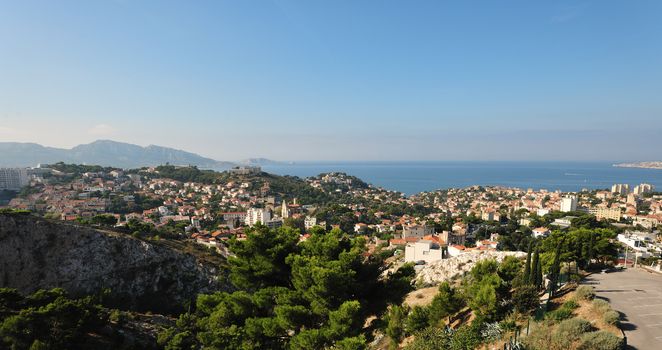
[582,268,662,350]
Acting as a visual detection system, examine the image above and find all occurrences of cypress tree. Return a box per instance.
[530,249,539,288]
[535,250,543,289]
[587,232,594,268]
[523,242,533,284]
[549,238,564,295]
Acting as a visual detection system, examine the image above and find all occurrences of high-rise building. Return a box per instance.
[560,196,577,212]
[245,208,271,227]
[633,183,654,195]
[611,184,630,195]
[0,168,29,191]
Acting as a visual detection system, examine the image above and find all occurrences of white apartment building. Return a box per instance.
[560,196,577,212]
[617,233,654,259]
[537,208,550,216]
[0,168,29,191]
[304,216,318,230]
[404,240,443,264]
[633,183,655,195]
[245,208,271,227]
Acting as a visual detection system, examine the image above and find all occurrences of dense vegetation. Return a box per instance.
[0,288,160,350]
[157,225,415,349]
[386,257,540,350]
[46,162,118,176]
[152,165,333,205]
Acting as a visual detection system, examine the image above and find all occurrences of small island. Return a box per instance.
[613,161,662,170]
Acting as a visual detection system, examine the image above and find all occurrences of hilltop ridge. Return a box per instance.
[0,140,236,169]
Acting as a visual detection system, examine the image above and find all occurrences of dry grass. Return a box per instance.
[573,298,621,336]
[403,286,439,307]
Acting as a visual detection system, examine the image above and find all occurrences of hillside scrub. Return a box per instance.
[577,330,623,350]
[523,287,623,350]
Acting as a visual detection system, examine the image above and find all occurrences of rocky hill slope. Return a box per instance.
[0,213,226,313]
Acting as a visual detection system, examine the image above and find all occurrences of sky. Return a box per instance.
[0,0,661,161]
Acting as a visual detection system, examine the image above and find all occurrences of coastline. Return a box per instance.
[613,162,662,170]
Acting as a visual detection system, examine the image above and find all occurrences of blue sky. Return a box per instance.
[1,0,661,161]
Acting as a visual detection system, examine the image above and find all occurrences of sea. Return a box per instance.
[261,161,662,196]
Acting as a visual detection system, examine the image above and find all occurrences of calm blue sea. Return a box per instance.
[261,161,662,195]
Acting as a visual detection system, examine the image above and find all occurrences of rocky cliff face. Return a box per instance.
[0,213,226,313]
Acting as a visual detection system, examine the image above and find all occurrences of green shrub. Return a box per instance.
[404,327,452,350]
[546,300,578,322]
[499,319,518,332]
[577,330,623,350]
[555,318,592,341]
[449,323,483,350]
[592,299,611,314]
[575,286,595,300]
[603,310,619,325]
[522,323,552,350]
[550,331,572,350]
[546,307,573,322]
[563,299,579,310]
[405,306,430,333]
[109,309,125,325]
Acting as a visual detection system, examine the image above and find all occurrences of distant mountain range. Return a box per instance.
[0,140,241,169]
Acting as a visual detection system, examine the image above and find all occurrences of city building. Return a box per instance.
[402,224,435,239]
[611,184,630,195]
[633,215,660,229]
[633,183,655,195]
[439,230,466,245]
[560,196,577,212]
[245,208,271,226]
[304,216,318,230]
[0,168,29,191]
[617,233,654,259]
[228,166,262,175]
[552,216,575,228]
[589,207,621,221]
[532,227,551,238]
[222,212,247,226]
[404,240,444,264]
[481,211,495,221]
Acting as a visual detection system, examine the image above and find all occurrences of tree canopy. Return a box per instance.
[159,225,414,349]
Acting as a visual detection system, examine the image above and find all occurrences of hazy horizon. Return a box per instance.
[2,138,659,164]
[2,1,661,161]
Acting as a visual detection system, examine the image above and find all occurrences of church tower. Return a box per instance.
[282,200,290,218]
